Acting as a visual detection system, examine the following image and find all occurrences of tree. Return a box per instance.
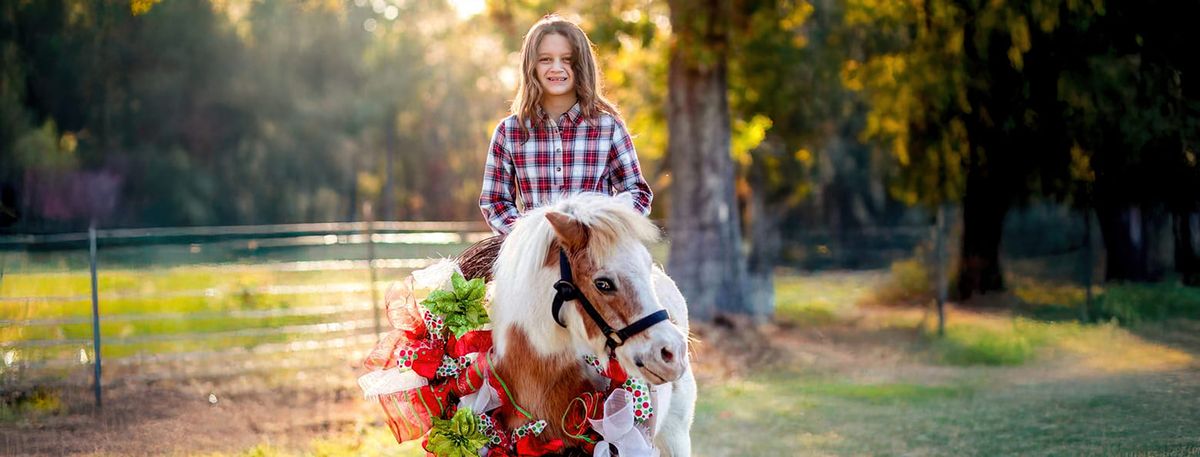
[663,0,754,321]
[843,0,1109,299]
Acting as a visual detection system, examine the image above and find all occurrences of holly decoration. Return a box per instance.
[422,271,489,338]
[427,407,490,457]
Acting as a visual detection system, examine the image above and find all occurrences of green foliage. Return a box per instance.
[427,407,489,457]
[873,258,934,305]
[2,0,512,229]
[13,121,77,171]
[422,271,489,338]
[773,272,884,324]
[1094,283,1200,324]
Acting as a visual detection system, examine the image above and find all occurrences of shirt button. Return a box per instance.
[556,167,562,172]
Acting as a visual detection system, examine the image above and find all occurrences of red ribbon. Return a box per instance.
[410,344,446,379]
[515,436,565,456]
[605,358,629,385]
[561,391,605,442]
[449,330,494,358]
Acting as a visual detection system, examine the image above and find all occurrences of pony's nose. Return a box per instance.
[659,345,676,364]
[650,340,686,381]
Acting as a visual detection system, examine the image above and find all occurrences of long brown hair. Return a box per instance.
[511,15,621,136]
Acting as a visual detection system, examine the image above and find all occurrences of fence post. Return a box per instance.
[88,223,103,409]
[1081,205,1093,322]
[365,203,381,341]
[935,204,948,337]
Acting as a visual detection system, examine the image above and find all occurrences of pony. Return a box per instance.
[485,193,696,456]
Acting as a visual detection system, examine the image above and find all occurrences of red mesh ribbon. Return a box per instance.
[376,383,452,444]
[363,278,429,372]
[362,278,503,446]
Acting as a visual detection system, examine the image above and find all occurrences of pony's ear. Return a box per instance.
[546,211,588,253]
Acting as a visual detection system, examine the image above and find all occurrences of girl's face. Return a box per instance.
[535,33,575,98]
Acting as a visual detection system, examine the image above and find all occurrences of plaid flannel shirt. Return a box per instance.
[479,103,653,234]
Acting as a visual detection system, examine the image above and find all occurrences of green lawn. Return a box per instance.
[4,262,1199,456]
[186,269,1200,457]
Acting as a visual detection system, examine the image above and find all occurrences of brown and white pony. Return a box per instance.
[485,193,695,456]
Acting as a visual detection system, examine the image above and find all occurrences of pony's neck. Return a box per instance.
[491,264,576,358]
[491,325,590,442]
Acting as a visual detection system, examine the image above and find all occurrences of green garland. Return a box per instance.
[422,271,490,338]
[427,407,490,457]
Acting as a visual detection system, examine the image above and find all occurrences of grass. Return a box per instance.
[922,316,1077,366]
[773,270,884,324]
[6,254,1200,456]
[241,366,1197,457]
[1094,282,1200,323]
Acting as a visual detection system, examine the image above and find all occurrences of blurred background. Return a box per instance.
[2,0,1199,456]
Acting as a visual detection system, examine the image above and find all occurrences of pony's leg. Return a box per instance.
[654,367,696,456]
[650,266,695,456]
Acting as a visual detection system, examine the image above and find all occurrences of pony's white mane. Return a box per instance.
[490,193,660,357]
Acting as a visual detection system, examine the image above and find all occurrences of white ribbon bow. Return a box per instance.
[588,389,658,457]
[458,381,503,415]
[357,366,428,400]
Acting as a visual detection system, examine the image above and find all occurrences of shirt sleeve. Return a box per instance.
[607,121,653,216]
[479,121,521,234]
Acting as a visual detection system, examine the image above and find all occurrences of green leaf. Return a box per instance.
[422,269,491,338]
[427,407,488,457]
[451,271,467,293]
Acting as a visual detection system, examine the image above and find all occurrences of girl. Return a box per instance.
[479,14,653,234]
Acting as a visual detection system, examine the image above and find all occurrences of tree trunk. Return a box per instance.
[746,181,781,319]
[1097,204,1159,282]
[1174,208,1200,286]
[956,170,1008,300]
[665,0,751,322]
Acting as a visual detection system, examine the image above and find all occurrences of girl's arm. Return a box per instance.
[479,122,521,234]
[607,121,654,215]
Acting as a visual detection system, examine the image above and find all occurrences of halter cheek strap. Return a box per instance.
[551,248,670,352]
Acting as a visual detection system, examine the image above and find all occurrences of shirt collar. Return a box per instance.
[537,101,583,126]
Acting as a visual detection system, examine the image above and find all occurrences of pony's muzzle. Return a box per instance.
[634,337,687,385]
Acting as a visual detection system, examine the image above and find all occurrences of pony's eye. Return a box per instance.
[593,278,616,292]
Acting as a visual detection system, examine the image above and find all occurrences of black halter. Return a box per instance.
[550,248,670,352]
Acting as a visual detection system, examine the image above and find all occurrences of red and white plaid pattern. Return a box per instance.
[479,103,653,234]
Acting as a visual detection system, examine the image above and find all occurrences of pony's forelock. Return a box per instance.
[499,193,659,271]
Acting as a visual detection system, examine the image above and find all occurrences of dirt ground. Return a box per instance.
[6,317,774,456]
[3,307,1199,456]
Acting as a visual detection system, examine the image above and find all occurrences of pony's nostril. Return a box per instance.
[660,347,674,364]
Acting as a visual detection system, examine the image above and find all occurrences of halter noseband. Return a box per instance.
[550,248,670,352]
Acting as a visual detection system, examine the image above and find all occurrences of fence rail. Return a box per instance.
[0,220,490,248]
[0,221,497,404]
[2,219,955,402]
